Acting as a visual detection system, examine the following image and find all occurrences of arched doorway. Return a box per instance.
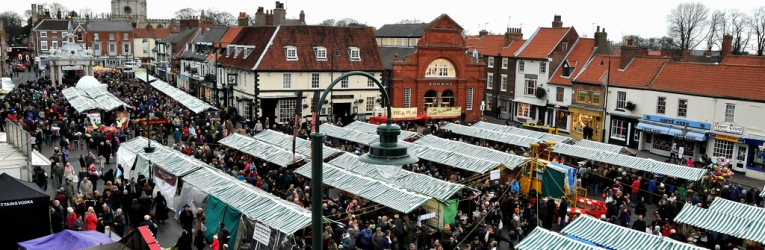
[440,90,454,107]
[424,90,437,111]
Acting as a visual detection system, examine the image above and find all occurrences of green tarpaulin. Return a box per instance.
[542,164,567,198]
[442,199,459,226]
[205,195,226,241]
[224,205,242,248]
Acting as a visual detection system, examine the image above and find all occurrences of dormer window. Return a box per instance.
[233,45,244,58]
[561,60,575,77]
[348,47,360,61]
[243,46,255,59]
[226,44,235,57]
[314,46,327,61]
[285,46,298,61]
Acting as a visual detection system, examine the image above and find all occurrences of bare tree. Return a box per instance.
[754,6,765,56]
[318,19,335,26]
[0,11,25,44]
[174,8,199,19]
[205,8,235,26]
[727,9,753,55]
[397,18,423,24]
[79,7,94,18]
[666,2,710,51]
[705,10,726,51]
[46,2,68,16]
[335,18,362,27]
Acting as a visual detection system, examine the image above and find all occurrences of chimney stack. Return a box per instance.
[299,10,305,23]
[619,42,648,69]
[57,9,62,19]
[238,12,249,27]
[85,14,90,24]
[255,7,266,26]
[721,34,732,60]
[552,15,562,28]
[594,27,614,55]
[273,1,286,26]
[504,27,523,46]
[478,30,488,38]
[682,50,690,62]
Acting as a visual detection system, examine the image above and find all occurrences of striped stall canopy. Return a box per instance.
[328,153,464,203]
[344,121,420,140]
[296,162,431,213]
[414,135,528,170]
[654,238,709,250]
[563,215,666,250]
[516,227,605,250]
[674,205,751,238]
[119,137,207,177]
[741,221,765,244]
[219,133,305,167]
[607,228,663,250]
[181,167,241,194]
[573,139,637,155]
[62,87,130,112]
[252,130,341,159]
[471,121,574,143]
[320,124,380,146]
[135,74,217,113]
[441,123,542,148]
[708,197,765,223]
[403,141,503,174]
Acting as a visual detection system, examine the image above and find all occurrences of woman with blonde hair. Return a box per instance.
[64,163,76,182]
[85,207,98,230]
[104,181,114,192]
[102,205,114,231]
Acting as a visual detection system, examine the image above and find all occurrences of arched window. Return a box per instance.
[425,59,456,77]
[424,90,438,110]
[440,90,454,107]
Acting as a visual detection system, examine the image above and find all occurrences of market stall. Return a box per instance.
[471,121,574,144]
[252,130,341,159]
[563,214,709,250]
[218,134,305,167]
[516,227,605,250]
[343,121,421,141]
[62,87,130,113]
[0,173,51,249]
[18,230,114,250]
[441,122,542,148]
[413,135,528,170]
[674,205,765,245]
[320,123,380,146]
[135,73,217,114]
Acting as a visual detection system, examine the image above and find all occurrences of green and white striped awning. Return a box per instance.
[219,133,304,167]
[742,221,765,244]
[62,87,130,112]
[296,162,431,213]
[574,139,637,155]
[253,130,341,159]
[708,197,765,223]
[516,227,605,250]
[319,124,380,146]
[403,141,503,174]
[181,166,242,194]
[674,205,751,238]
[472,121,574,143]
[344,121,420,140]
[654,238,709,250]
[441,123,542,148]
[328,153,464,203]
[414,135,528,170]
[135,73,217,113]
[563,215,663,250]
[553,144,706,181]
[119,137,206,177]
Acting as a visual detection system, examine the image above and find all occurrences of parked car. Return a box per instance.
[14,64,26,72]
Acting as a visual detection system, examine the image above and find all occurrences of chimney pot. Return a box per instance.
[552,15,563,28]
[597,26,600,32]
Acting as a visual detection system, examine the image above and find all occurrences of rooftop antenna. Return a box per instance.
[508,16,511,28]
[592,23,598,34]
[485,22,489,31]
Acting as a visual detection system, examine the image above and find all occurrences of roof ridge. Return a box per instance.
[572,53,598,81]
[253,25,281,70]
[645,62,668,89]
[514,27,541,57]
[548,37,581,84]
[544,27,572,58]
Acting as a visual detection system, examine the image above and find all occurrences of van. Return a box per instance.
[122,61,137,67]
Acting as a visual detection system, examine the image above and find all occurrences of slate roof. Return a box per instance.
[255,26,384,71]
[515,27,570,59]
[379,47,417,70]
[162,28,196,44]
[284,19,305,26]
[465,35,507,56]
[549,38,595,86]
[720,55,765,66]
[181,27,228,62]
[216,26,277,71]
[33,19,70,31]
[647,63,765,102]
[610,57,670,88]
[573,54,620,85]
[85,21,133,32]
[133,28,172,39]
[375,23,427,38]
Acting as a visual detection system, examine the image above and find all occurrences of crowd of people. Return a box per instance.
[4,69,765,250]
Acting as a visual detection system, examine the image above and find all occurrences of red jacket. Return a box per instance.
[85,213,98,231]
[632,180,641,194]
[67,213,77,229]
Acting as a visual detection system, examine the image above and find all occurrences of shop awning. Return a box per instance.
[635,122,670,134]
[471,121,573,143]
[319,124,380,146]
[344,121,421,141]
[218,134,304,167]
[252,130,341,159]
[678,131,707,141]
[414,135,528,170]
[327,153,464,203]
[295,162,431,213]
[516,227,605,250]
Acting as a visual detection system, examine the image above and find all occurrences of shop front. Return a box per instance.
[709,123,765,179]
[569,106,603,141]
[636,114,710,161]
[748,135,765,180]
[496,94,513,120]
[546,105,570,132]
[607,113,639,148]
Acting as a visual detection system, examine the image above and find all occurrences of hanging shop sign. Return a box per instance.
[642,114,710,130]
[714,123,744,135]
[710,134,745,144]
[391,107,418,119]
[426,107,461,118]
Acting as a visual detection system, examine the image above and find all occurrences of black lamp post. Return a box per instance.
[213,42,221,107]
[310,71,418,250]
[143,69,158,185]
[599,56,610,143]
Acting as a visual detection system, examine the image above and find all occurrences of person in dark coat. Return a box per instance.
[635,197,647,217]
[194,230,206,250]
[138,215,158,236]
[50,207,64,233]
[129,199,142,227]
[557,197,568,227]
[545,198,556,228]
[176,230,193,250]
[152,192,169,224]
[632,215,647,231]
[179,204,195,232]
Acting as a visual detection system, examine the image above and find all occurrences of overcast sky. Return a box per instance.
[7,0,764,41]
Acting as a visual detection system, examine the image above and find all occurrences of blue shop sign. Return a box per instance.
[642,114,710,130]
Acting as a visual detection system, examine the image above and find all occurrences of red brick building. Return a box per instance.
[390,14,485,122]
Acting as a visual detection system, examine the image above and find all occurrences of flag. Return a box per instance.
[311,91,320,133]
[292,91,303,163]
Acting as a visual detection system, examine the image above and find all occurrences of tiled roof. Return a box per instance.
[648,63,765,102]
[133,28,172,39]
[610,57,670,88]
[216,26,278,71]
[573,54,620,85]
[256,26,384,71]
[375,23,427,38]
[515,27,570,59]
[34,19,69,31]
[720,55,765,66]
[379,47,417,70]
[549,38,595,86]
[465,35,507,56]
[219,27,243,47]
[500,39,526,55]
[85,21,133,32]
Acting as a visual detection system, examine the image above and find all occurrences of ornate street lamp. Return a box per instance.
[310,71,417,250]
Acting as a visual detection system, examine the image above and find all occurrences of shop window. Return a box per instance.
[678,99,688,117]
[737,146,747,164]
[657,97,666,114]
[676,141,695,158]
[610,120,627,140]
[712,139,734,160]
[366,97,375,112]
[577,91,589,103]
[485,94,492,111]
[278,99,296,123]
[645,133,652,144]
[555,110,568,130]
[573,113,594,134]
[651,134,673,152]
[753,146,765,170]
[517,103,531,118]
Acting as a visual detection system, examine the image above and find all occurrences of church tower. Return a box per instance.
[111,0,147,23]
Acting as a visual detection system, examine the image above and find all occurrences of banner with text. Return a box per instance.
[391,108,418,119]
[427,107,462,118]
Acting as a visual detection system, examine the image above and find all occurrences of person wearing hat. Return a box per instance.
[339,229,351,249]
[179,204,195,233]
[470,236,484,250]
